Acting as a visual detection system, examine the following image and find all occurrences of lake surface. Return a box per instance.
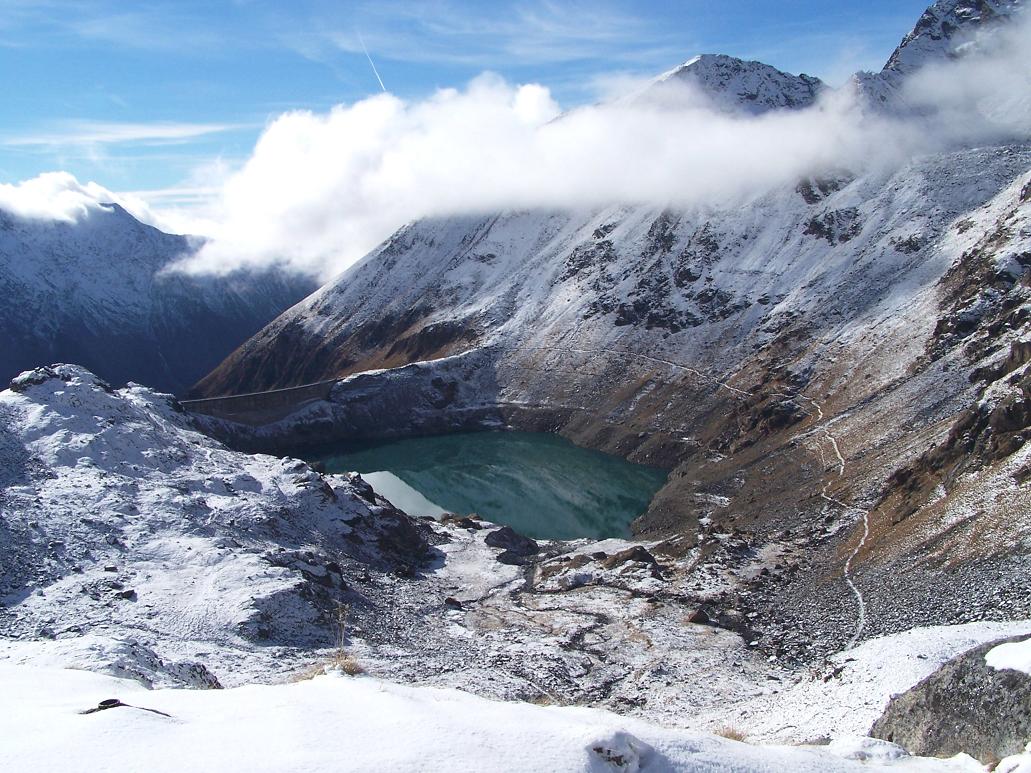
[307,431,668,540]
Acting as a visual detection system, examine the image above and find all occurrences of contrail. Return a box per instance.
[358,32,386,92]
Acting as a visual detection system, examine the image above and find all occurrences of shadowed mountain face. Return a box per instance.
[0,204,315,394]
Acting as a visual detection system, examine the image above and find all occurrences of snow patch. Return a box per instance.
[986,637,1031,675]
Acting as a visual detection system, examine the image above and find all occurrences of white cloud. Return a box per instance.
[899,13,1031,141]
[0,171,158,224]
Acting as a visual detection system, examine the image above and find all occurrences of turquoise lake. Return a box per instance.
[307,431,668,540]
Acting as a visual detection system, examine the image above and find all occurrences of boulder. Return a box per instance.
[870,635,1031,764]
[484,526,539,557]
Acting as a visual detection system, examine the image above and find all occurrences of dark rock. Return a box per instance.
[441,514,484,531]
[717,609,748,631]
[496,550,531,566]
[79,698,172,717]
[796,175,850,205]
[484,526,539,556]
[892,235,926,254]
[871,635,1031,763]
[601,546,660,571]
[116,589,137,600]
[686,608,711,625]
[444,597,463,610]
[346,473,377,504]
[80,698,127,714]
[803,207,862,245]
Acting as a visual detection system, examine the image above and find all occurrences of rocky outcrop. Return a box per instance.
[871,635,1031,763]
[884,0,1023,75]
[0,365,437,683]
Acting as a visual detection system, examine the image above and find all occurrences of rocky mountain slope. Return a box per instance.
[3,363,1030,768]
[0,364,433,685]
[885,0,1022,74]
[192,0,1031,657]
[0,202,315,394]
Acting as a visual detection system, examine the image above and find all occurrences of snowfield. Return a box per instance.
[0,364,436,686]
[0,665,998,773]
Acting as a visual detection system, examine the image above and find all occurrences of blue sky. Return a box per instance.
[0,0,932,199]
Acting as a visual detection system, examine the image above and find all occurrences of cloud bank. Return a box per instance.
[0,172,159,225]
[178,11,1029,280]
[4,12,1029,281]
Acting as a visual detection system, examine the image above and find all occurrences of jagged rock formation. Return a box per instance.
[885,0,1023,74]
[851,0,1024,109]
[0,203,315,394]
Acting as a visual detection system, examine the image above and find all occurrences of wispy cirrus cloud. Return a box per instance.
[65,9,228,51]
[1,121,249,149]
[289,0,685,71]
[0,0,228,52]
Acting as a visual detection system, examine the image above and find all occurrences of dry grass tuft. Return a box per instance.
[291,652,364,682]
[714,725,748,742]
[326,652,364,676]
[291,602,365,681]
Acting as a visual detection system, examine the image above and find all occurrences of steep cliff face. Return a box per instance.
[0,203,315,394]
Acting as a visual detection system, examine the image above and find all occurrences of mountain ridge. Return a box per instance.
[643,53,825,114]
[0,202,316,394]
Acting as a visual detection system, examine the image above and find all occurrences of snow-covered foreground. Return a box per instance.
[701,621,1031,744]
[0,665,996,773]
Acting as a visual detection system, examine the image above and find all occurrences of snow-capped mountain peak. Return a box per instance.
[884,0,1024,74]
[642,53,824,115]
